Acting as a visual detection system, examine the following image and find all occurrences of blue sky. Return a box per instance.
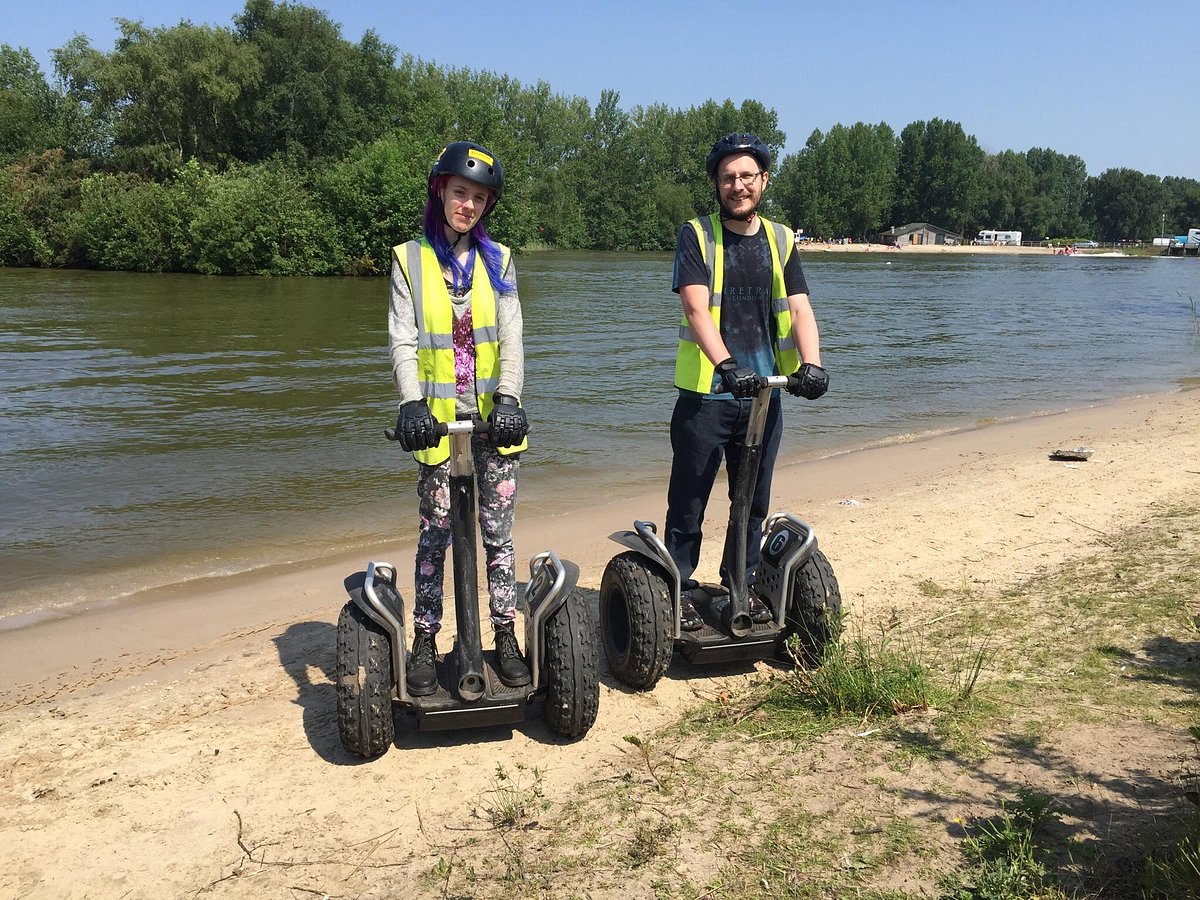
[7,1,1197,180]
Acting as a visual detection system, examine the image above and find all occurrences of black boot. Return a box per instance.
[680,591,704,631]
[494,624,531,688]
[407,630,438,697]
[748,595,774,625]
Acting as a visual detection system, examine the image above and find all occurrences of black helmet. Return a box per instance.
[429,141,504,207]
[705,133,771,180]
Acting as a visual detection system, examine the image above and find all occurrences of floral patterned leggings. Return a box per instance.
[413,436,519,635]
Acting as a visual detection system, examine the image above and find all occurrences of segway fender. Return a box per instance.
[346,562,410,702]
[756,515,818,628]
[607,530,653,556]
[523,551,579,689]
[606,520,683,640]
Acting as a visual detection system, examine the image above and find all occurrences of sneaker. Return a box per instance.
[494,624,531,688]
[407,630,438,696]
[748,596,773,625]
[679,592,704,632]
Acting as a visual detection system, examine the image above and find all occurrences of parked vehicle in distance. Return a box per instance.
[1072,240,1099,249]
[1166,228,1200,255]
[974,229,1022,246]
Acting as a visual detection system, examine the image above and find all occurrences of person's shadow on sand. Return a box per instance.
[273,620,372,765]
[275,580,601,762]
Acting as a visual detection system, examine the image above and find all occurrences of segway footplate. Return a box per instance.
[675,592,780,663]
[410,652,528,731]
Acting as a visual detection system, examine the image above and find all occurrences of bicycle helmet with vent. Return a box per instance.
[705,133,771,180]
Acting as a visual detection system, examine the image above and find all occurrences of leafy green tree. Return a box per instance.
[232,0,398,162]
[841,122,897,238]
[1161,176,1200,235]
[609,101,698,250]
[774,127,837,237]
[0,171,51,265]
[979,150,1033,232]
[7,5,1194,271]
[3,149,93,266]
[1023,147,1088,239]
[315,132,437,274]
[895,118,985,234]
[1087,168,1165,241]
[0,45,61,161]
[189,163,341,274]
[52,35,119,161]
[76,173,186,271]
[574,89,654,250]
[64,21,258,175]
[775,122,897,239]
[531,164,587,248]
[514,81,591,245]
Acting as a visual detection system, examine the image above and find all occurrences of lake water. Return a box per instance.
[1,252,1197,623]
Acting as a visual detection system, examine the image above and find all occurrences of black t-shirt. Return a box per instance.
[672,221,809,380]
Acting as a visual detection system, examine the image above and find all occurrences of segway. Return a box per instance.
[335,418,599,757]
[599,374,842,689]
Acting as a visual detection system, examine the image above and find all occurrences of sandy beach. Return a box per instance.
[2,387,1198,898]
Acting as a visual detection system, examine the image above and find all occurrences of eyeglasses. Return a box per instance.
[718,171,765,189]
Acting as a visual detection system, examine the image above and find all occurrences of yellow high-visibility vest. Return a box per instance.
[673,213,799,393]
[393,238,527,465]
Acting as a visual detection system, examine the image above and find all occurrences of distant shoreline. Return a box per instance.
[797,241,1135,257]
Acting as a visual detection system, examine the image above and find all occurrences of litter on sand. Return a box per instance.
[1049,446,1093,462]
[838,498,862,506]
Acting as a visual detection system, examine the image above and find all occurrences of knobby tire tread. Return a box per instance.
[335,602,395,757]
[777,549,843,663]
[600,551,672,689]
[543,590,600,738]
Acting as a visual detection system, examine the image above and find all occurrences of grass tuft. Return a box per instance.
[477,763,544,829]
[941,788,1068,900]
[775,623,952,723]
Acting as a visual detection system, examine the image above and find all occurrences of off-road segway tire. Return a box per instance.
[542,588,600,738]
[599,551,673,690]
[776,549,843,665]
[335,601,395,758]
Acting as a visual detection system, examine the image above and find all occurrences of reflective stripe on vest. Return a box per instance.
[393,238,527,465]
[673,213,799,393]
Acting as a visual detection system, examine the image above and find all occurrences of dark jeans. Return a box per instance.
[664,393,783,590]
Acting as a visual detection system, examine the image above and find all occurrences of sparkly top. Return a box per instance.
[453,306,474,396]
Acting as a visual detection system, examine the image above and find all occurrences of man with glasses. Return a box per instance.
[665,132,828,631]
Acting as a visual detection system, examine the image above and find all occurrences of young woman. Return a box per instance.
[387,141,530,696]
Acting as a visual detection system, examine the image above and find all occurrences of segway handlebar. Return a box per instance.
[383,418,490,442]
[714,373,796,395]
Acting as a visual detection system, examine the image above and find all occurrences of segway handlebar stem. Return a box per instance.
[383,417,492,702]
[723,375,792,636]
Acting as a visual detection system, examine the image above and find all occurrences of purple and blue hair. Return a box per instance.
[422,175,515,295]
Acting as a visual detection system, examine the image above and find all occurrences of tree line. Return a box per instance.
[2,0,1197,275]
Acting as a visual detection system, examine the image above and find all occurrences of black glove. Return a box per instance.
[788,363,829,400]
[715,357,760,399]
[395,399,439,452]
[487,393,528,449]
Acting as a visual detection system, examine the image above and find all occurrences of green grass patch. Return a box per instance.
[424,505,1200,899]
[940,788,1069,900]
